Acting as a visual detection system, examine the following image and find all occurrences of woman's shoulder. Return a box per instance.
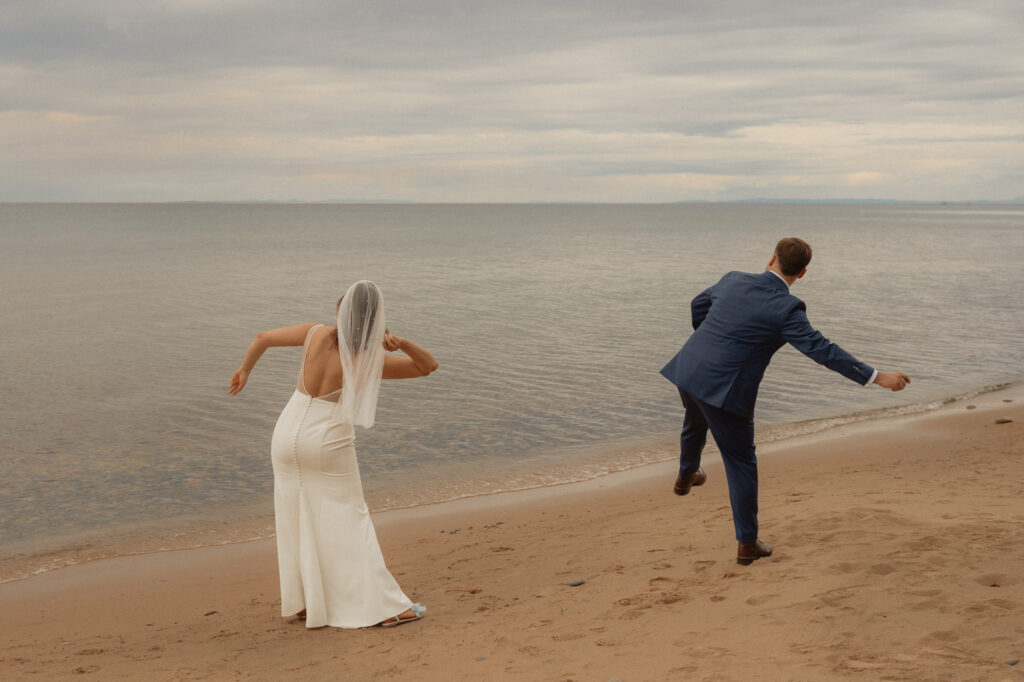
[306,324,341,356]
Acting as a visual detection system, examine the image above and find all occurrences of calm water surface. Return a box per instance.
[1,203,1022,579]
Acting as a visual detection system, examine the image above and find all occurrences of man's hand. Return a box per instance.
[874,371,911,392]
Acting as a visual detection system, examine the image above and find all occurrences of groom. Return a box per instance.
[660,238,910,565]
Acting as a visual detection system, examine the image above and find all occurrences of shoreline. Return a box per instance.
[2,381,1019,586]
[1,382,1021,679]
[377,378,1022,520]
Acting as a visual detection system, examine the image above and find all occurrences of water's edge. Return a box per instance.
[1,381,1017,585]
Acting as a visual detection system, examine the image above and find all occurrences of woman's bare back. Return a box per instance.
[300,326,344,398]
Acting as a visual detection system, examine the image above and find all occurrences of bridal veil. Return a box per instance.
[334,280,386,428]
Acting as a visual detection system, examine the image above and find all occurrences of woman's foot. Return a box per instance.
[379,603,426,628]
[296,609,306,620]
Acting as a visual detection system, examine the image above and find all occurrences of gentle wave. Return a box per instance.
[755,382,1015,441]
[369,382,1017,513]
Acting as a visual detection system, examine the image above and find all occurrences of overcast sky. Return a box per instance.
[2,0,1023,202]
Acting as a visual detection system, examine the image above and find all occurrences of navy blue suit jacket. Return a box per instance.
[660,271,873,418]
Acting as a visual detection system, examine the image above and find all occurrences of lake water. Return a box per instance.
[1,202,1022,580]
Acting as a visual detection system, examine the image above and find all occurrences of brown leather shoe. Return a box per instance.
[673,468,707,495]
[737,540,773,565]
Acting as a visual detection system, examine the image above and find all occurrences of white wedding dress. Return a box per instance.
[270,325,413,628]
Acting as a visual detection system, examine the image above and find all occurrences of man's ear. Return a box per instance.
[768,254,777,267]
[796,268,807,279]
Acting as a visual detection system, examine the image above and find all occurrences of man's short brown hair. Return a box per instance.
[775,237,812,276]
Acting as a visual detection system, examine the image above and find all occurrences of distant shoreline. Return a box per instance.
[3,198,1024,205]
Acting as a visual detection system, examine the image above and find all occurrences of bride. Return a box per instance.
[229,281,439,628]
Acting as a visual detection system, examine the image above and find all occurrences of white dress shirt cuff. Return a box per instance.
[866,369,878,386]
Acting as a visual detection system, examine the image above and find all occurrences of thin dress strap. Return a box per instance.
[296,324,323,395]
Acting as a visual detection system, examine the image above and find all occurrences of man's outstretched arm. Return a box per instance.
[782,306,910,391]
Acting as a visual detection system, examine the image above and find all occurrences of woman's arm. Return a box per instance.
[228,323,317,395]
[382,333,439,379]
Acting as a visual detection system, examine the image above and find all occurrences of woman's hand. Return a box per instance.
[229,367,250,395]
[382,332,405,352]
[381,334,439,379]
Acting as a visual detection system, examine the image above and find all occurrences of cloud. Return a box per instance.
[1,1,1022,201]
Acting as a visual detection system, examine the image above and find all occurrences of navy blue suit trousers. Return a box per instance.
[678,388,758,542]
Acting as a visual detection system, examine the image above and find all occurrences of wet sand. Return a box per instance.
[2,387,1022,681]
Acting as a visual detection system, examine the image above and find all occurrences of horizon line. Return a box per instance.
[3,198,1024,206]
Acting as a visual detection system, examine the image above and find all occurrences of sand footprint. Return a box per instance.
[551,632,587,642]
[595,638,624,647]
[838,658,885,671]
[828,561,862,574]
[814,586,866,609]
[906,535,946,552]
[974,572,1020,587]
[648,575,678,586]
[668,665,700,676]
[656,590,686,605]
[926,630,960,642]
[670,642,731,658]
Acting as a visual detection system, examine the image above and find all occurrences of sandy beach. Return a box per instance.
[2,387,1022,681]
